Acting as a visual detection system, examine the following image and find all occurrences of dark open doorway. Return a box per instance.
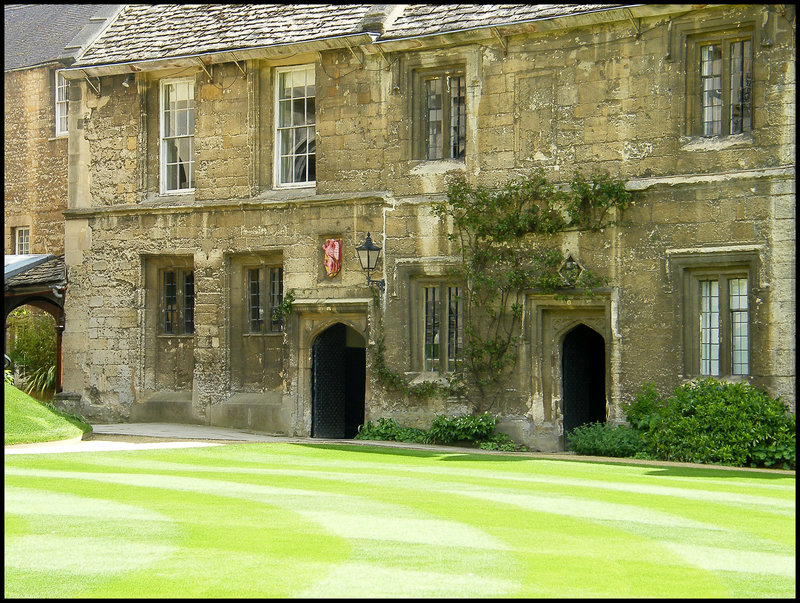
[311,323,366,438]
[561,324,606,438]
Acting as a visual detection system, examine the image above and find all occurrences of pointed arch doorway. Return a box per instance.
[311,322,366,439]
[561,324,607,435]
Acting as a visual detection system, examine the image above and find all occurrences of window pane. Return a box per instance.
[269,267,284,332]
[279,100,292,127]
[183,271,195,334]
[449,76,466,159]
[447,287,463,371]
[730,278,749,375]
[55,72,69,135]
[730,40,752,134]
[700,280,720,375]
[15,228,30,255]
[163,271,177,334]
[162,80,194,191]
[248,269,263,333]
[425,78,443,160]
[700,45,722,136]
[276,66,316,185]
[424,287,440,371]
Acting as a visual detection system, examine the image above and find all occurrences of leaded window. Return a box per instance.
[162,269,194,335]
[275,64,316,186]
[55,71,69,137]
[160,78,195,193]
[247,267,284,333]
[691,33,752,137]
[699,276,749,376]
[423,285,462,372]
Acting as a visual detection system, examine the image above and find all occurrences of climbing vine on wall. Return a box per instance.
[425,168,634,412]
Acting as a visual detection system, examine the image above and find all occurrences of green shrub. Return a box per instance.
[635,379,795,470]
[355,417,404,441]
[356,413,529,449]
[622,382,667,431]
[478,432,527,452]
[565,422,646,458]
[426,412,497,444]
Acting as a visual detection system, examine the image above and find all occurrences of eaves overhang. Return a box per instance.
[60,32,377,78]
[364,4,694,53]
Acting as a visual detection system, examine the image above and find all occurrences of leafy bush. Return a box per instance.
[478,432,527,452]
[565,422,646,458]
[622,382,667,431]
[356,413,528,451]
[631,379,796,470]
[426,412,497,444]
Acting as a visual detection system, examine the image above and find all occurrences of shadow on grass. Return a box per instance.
[641,466,794,479]
[293,443,796,474]
[291,442,531,462]
[530,456,794,479]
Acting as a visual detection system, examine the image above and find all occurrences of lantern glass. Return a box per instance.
[356,233,381,271]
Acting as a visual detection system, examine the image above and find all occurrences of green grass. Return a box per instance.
[4,442,795,598]
[4,382,91,445]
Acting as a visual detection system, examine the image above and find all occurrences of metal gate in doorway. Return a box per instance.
[311,323,365,438]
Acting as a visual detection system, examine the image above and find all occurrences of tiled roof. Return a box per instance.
[4,4,122,71]
[4,255,67,291]
[381,4,623,40]
[72,4,627,69]
[75,4,373,67]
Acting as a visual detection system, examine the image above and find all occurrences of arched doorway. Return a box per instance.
[311,323,366,438]
[561,324,606,436]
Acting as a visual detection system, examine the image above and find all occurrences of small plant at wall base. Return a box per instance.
[430,168,633,412]
[356,412,529,451]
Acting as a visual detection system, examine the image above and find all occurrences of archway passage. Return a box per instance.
[311,323,366,439]
[562,324,606,436]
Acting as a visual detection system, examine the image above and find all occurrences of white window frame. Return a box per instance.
[159,78,195,195]
[55,70,69,137]
[274,64,316,189]
[15,227,30,255]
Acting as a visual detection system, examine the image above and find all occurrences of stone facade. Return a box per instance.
[59,4,795,451]
[4,66,69,256]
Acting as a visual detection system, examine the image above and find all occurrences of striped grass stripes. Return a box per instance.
[4,443,795,598]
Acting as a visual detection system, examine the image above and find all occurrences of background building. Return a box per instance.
[54,4,795,450]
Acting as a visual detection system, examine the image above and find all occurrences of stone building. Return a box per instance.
[4,4,122,386]
[4,4,123,257]
[57,4,795,450]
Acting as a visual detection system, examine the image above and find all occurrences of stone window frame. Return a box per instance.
[159,77,196,195]
[159,266,195,336]
[244,264,285,334]
[54,70,69,137]
[670,249,760,379]
[404,271,465,374]
[686,27,754,137]
[14,226,30,255]
[273,63,316,189]
[410,64,467,161]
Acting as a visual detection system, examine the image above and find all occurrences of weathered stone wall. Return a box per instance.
[62,4,795,449]
[4,66,68,255]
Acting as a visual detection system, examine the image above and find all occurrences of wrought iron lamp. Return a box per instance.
[356,232,385,293]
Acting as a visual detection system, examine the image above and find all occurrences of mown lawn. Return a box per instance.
[4,383,91,445]
[4,443,795,598]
